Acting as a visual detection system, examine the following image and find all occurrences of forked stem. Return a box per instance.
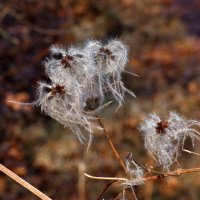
[0,164,52,200]
[95,113,127,173]
[84,167,200,183]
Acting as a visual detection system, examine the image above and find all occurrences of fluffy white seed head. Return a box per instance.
[167,112,200,143]
[35,39,135,144]
[50,45,66,56]
[126,154,144,179]
[123,152,145,187]
[139,111,200,170]
[84,39,135,105]
[36,80,97,143]
[9,39,135,146]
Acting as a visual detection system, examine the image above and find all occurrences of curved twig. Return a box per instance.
[83,172,127,181]
[97,180,117,200]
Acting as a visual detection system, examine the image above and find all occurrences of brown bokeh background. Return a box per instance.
[1,0,200,199]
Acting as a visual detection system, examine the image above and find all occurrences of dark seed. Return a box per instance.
[52,53,63,60]
[43,87,52,94]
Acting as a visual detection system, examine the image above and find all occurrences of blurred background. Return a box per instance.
[1,0,200,199]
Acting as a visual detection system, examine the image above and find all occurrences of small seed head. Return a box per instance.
[156,121,169,134]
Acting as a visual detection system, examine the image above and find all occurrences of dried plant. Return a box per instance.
[10,39,135,146]
[8,39,137,200]
[41,39,136,143]
[8,39,200,200]
[84,112,200,200]
[84,39,136,105]
[139,111,200,170]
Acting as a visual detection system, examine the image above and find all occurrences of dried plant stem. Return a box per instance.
[113,192,122,200]
[182,148,200,156]
[130,186,138,200]
[145,167,200,181]
[0,164,52,200]
[95,113,127,173]
[83,172,127,181]
[97,180,117,200]
[84,167,200,183]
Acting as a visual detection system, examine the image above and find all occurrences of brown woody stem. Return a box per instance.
[0,164,52,200]
[97,180,117,200]
[95,113,127,173]
[84,167,200,183]
[144,167,200,181]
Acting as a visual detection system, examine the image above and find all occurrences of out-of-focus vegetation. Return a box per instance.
[1,0,200,199]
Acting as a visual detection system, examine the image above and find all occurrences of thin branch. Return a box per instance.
[182,148,200,156]
[130,186,138,200]
[83,172,127,181]
[85,167,200,183]
[142,167,200,181]
[126,152,149,172]
[97,180,117,200]
[126,152,171,176]
[0,164,52,200]
[113,192,122,200]
[95,113,127,173]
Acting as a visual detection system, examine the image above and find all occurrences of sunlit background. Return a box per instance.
[1,0,200,199]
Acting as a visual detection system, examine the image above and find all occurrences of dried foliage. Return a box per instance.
[139,112,200,170]
[1,0,200,199]
[36,39,134,145]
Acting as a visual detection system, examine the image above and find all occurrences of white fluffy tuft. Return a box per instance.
[139,111,200,170]
[10,39,136,145]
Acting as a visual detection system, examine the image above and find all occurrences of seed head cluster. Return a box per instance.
[36,39,134,143]
[139,111,200,170]
[125,152,144,187]
[126,153,144,179]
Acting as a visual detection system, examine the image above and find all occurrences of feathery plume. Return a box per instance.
[139,111,200,170]
[9,39,136,146]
